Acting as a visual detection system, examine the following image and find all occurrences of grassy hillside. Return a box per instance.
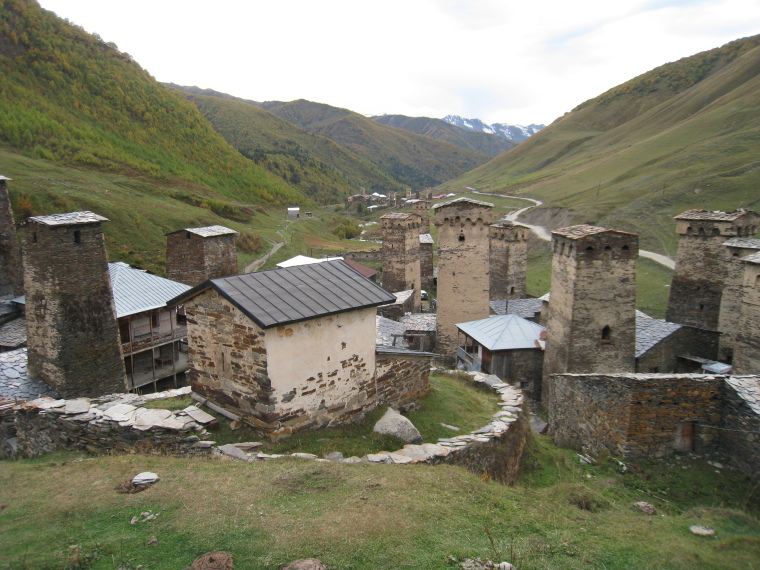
[372,114,516,156]
[171,89,406,201]
[255,99,493,190]
[0,0,303,207]
[441,35,760,255]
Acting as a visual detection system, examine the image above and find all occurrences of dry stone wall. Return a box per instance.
[374,350,431,409]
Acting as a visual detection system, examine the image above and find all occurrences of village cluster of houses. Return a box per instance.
[0,172,758,476]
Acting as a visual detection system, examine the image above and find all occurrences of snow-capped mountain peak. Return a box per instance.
[443,115,544,142]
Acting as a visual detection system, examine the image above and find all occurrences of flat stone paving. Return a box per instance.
[0,348,59,400]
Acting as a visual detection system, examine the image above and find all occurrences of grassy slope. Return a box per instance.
[1,438,757,569]
[260,100,493,189]
[175,91,407,201]
[441,36,760,256]
[372,114,516,157]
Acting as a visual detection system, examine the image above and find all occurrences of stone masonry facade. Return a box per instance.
[550,373,723,459]
[489,222,528,302]
[380,212,422,310]
[666,209,759,331]
[374,349,431,409]
[733,253,760,374]
[22,213,126,398]
[542,226,638,404]
[434,198,493,360]
[166,227,238,286]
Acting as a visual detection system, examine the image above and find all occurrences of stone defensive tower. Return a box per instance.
[733,252,760,374]
[411,200,435,290]
[166,225,238,286]
[718,238,760,362]
[23,212,126,398]
[0,176,22,296]
[489,222,529,301]
[666,209,758,330]
[541,225,638,404]
[380,212,422,310]
[433,197,493,359]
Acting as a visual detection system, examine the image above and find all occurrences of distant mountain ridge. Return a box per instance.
[443,115,545,142]
[370,114,515,157]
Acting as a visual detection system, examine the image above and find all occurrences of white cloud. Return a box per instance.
[38,0,760,125]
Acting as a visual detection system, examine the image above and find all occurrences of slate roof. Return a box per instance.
[170,260,396,329]
[0,318,26,349]
[391,290,414,305]
[675,209,752,221]
[741,252,760,265]
[28,211,108,226]
[432,197,494,209]
[376,315,407,347]
[635,312,682,357]
[419,233,434,244]
[400,313,437,331]
[724,238,760,250]
[0,348,58,399]
[109,262,192,318]
[166,225,237,238]
[490,298,544,318]
[380,212,416,219]
[375,344,436,358]
[456,314,546,351]
[725,376,760,415]
[552,224,635,239]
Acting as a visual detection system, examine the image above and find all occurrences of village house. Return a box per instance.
[456,314,545,395]
[165,225,238,287]
[169,260,432,439]
[109,262,192,391]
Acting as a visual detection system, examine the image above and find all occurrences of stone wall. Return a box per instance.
[489,223,528,302]
[550,373,723,459]
[491,348,543,400]
[374,349,432,409]
[380,213,422,311]
[636,326,720,373]
[0,179,22,296]
[22,216,126,398]
[166,232,237,287]
[1,389,213,459]
[344,250,382,262]
[721,377,760,476]
[718,241,760,361]
[434,199,493,359]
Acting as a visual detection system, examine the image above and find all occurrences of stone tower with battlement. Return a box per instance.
[0,176,22,296]
[22,212,126,398]
[166,225,238,286]
[411,200,435,290]
[380,212,422,311]
[733,252,760,374]
[489,222,529,301]
[541,225,638,404]
[666,209,759,330]
[718,238,760,362]
[433,197,493,359]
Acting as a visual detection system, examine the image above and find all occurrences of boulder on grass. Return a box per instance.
[373,407,423,444]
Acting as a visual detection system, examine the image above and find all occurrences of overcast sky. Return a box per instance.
[38,0,760,126]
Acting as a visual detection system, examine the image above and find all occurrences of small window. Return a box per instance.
[32,232,37,244]
[622,245,629,251]
[186,231,192,239]
[586,246,594,251]
[510,286,515,295]
[74,230,81,243]
[458,232,465,243]
[604,245,611,251]
[601,326,611,341]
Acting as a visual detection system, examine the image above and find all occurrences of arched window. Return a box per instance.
[601,326,611,341]
[458,232,465,243]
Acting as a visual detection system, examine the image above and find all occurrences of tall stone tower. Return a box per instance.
[733,252,760,374]
[166,225,238,286]
[489,222,529,301]
[433,197,493,359]
[666,209,758,330]
[380,212,422,310]
[541,225,638,404]
[412,200,435,291]
[23,212,126,398]
[718,237,760,362]
[0,176,22,296]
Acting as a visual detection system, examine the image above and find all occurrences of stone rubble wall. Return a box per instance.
[374,352,431,410]
[343,250,382,263]
[1,387,214,458]
[550,373,725,460]
[720,377,760,476]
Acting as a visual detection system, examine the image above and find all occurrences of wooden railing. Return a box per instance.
[122,326,187,355]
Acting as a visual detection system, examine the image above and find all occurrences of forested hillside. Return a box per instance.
[171,89,406,202]
[252,99,492,189]
[442,35,760,255]
[0,0,301,206]
[371,114,515,156]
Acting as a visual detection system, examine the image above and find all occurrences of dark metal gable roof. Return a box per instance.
[169,260,396,329]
